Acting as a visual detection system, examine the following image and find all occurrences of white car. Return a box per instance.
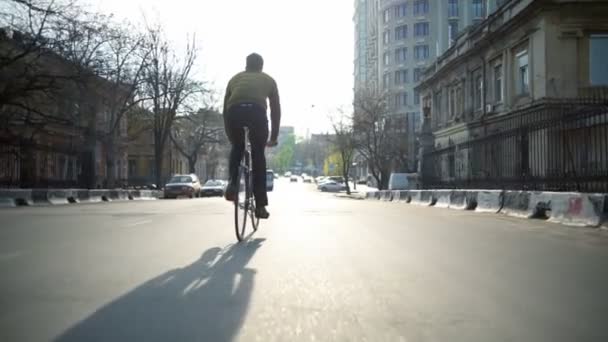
[317,181,346,192]
[164,174,201,198]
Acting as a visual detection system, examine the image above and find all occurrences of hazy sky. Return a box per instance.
[89,0,355,136]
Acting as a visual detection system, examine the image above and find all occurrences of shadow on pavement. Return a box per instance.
[54,238,265,342]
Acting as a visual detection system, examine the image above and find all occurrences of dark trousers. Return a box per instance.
[226,103,269,207]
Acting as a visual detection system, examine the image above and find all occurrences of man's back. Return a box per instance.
[225,71,277,111]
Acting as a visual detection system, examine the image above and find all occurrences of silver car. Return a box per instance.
[163,174,201,199]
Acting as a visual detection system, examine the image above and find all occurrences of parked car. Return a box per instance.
[317,180,346,192]
[388,173,419,190]
[164,174,201,198]
[303,176,313,183]
[290,175,298,183]
[200,180,225,197]
[315,176,326,184]
[284,172,292,178]
[267,170,275,191]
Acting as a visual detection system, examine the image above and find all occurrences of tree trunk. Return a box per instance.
[105,137,116,189]
[19,145,34,188]
[154,142,164,188]
[188,155,196,174]
[343,166,351,195]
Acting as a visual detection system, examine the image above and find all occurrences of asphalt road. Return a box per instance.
[2,179,608,342]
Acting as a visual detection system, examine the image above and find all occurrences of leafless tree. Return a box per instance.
[171,107,224,174]
[94,24,151,188]
[330,111,356,194]
[353,88,395,190]
[141,23,203,187]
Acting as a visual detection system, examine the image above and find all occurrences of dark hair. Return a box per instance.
[246,53,264,71]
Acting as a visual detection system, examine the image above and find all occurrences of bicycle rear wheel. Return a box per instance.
[234,165,248,241]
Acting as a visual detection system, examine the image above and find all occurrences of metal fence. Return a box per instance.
[421,101,608,193]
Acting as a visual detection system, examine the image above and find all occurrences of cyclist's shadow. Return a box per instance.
[54,238,265,342]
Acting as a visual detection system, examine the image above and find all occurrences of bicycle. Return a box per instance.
[234,127,259,241]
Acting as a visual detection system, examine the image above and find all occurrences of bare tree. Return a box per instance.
[141,23,202,187]
[95,24,151,188]
[170,107,224,174]
[353,88,394,190]
[330,112,356,194]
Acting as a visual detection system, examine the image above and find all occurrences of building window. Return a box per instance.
[395,3,407,18]
[384,52,390,66]
[494,63,503,102]
[383,9,390,23]
[383,30,390,44]
[516,50,529,95]
[413,0,429,16]
[449,87,456,118]
[448,21,458,46]
[472,0,485,18]
[383,73,391,89]
[395,92,408,108]
[414,89,420,105]
[395,47,407,63]
[590,34,608,85]
[395,69,409,85]
[414,22,429,37]
[474,73,483,109]
[414,45,429,60]
[395,25,408,40]
[448,0,459,17]
[414,68,424,82]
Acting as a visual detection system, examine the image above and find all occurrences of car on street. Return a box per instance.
[164,174,201,198]
[267,170,275,191]
[290,175,298,182]
[200,180,225,197]
[303,175,313,183]
[284,172,292,178]
[317,180,346,192]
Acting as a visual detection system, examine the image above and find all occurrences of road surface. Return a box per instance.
[1,178,608,341]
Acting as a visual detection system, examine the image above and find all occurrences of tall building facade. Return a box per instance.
[355,0,504,172]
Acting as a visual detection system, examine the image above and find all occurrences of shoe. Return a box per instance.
[224,184,237,202]
[255,206,270,219]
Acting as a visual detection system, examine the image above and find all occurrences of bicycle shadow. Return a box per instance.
[54,238,265,342]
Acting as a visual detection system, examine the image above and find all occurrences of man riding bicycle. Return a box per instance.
[223,53,281,219]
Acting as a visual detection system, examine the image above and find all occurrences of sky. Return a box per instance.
[88,0,355,137]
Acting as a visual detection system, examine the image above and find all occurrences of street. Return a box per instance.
[1,179,608,342]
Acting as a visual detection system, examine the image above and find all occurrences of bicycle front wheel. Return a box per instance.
[234,165,248,241]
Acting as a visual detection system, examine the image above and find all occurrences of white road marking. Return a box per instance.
[124,220,152,228]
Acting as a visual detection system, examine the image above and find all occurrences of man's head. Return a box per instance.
[246,53,264,72]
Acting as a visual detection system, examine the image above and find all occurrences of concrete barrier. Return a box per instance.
[46,189,72,205]
[500,191,554,219]
[434,190,452,208]
[476,190,504,213]
[409,190,422,204]
[546,192,606,227]
[0,189,33,207]
[410,190,435,206]
[0,190,17,207]
[397,190,410,203]
[75,189,91,203]
[89,190,109,202]
[129,190,141,200]
[391,191,401,201]
[380,190,392,201]
[365,191,376,199]
[500,191,534,218]
[449,190,477,210]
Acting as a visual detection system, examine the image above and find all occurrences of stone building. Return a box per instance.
[416,0,608,192]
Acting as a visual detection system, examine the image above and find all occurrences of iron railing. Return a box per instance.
[421,100,608,193]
